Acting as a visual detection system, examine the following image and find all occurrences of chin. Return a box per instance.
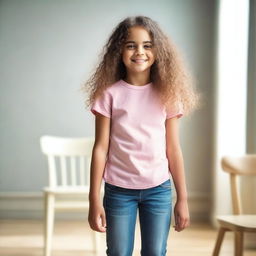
[130,68,148,73]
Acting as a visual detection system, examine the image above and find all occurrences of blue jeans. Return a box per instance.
[103,179,172,256]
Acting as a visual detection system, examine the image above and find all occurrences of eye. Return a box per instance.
[144,44,152,49]
[126,44,135,49]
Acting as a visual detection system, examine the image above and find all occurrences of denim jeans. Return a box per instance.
[103,179,172,256]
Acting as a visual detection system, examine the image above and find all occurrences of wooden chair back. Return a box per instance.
[221,154,256,215]
[40,135,94,188]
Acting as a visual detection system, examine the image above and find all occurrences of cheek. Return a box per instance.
[150,49,156,59]
[122,51,131,62]
[149,53,156,63]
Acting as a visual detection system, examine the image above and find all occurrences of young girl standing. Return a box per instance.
[83,15,200,256]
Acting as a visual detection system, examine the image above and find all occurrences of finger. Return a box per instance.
[88,212,101,232]
[102,212,107,228]
[95,216,104,232]
[182,217,189,229]
[185,218,190,228]
[175,215,181,231]
[88,217,96,231]
[178,217,187,231]
[174,218,178,230]
[100,212,107,232]
[97,214,106,232]
[174,213,180,227]
[179,217,186,230]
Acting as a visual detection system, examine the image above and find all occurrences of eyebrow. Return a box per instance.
[124,40,152,44]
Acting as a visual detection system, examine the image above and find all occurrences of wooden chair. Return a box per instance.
[212,154,256,256]
[40,135,103,256]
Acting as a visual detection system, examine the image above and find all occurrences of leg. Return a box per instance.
[139,179,172,256]
[44,192,55,256]
[234,231,244,256]
[212,227,228,256]
[103,183,138,256]
[93,231,102,255]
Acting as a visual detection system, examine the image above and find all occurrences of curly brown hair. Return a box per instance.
[80,15,202,116]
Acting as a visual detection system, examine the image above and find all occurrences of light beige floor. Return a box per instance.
[0,219,255,256]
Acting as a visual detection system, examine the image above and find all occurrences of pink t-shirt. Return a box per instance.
[90,79,183,189]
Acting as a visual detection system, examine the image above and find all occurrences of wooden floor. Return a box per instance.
[0,219,255,256]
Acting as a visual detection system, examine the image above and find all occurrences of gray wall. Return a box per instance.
[0,0,216,202]
[247,0,256,154]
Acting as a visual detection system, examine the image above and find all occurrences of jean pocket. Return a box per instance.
[159,179,172,189]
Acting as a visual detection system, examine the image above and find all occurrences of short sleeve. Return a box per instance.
[90,90,112,118]
[166,101,184,119]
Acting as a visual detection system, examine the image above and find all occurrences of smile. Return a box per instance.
[131,59,148,63]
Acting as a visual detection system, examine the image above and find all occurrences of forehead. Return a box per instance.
[125,26,152,42]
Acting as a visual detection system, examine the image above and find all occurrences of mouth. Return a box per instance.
[131,59,148,64]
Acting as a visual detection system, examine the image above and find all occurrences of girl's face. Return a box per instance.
[121,26,156,75]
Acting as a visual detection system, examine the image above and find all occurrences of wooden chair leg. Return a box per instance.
[44,193,55,256]
[234,231,244,256]
[212,227,228,256]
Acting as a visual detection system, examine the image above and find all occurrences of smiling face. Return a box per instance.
[121,26,156,79]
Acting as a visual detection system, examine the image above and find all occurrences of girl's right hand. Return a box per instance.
[88,202,107,232]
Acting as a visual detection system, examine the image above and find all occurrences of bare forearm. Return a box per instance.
[89,146,108,202]
[167,147,188,201]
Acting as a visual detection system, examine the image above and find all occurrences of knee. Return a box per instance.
[141,246,167,256]
[106,246,133,256]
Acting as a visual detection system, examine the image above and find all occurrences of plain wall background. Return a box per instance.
[0,0,215,205]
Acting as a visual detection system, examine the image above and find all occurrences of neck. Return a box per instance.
[124,71,151,86]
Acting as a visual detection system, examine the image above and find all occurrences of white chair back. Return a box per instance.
[40,135,94,188]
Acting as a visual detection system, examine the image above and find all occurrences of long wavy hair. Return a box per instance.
[80,15,202,115]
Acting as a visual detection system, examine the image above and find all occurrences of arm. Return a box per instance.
[88,112,111,232]
[165,116,190,232]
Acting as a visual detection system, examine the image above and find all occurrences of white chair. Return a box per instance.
[40,135,103,256]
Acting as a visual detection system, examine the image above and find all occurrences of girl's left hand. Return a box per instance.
[173,199,190,232]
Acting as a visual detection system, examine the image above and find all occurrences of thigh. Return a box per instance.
[103,182,138,256]
[139,179,172,256]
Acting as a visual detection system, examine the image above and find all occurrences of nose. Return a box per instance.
[135,45,145,55]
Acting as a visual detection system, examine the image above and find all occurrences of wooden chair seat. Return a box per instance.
[216,214,256,232]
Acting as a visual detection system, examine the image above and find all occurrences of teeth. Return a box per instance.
[133,59,147,63]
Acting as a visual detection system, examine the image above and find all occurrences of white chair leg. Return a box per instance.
[44,193,55,256]
[93,231,101,254]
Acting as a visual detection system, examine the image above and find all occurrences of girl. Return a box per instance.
[82,15,200,256]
